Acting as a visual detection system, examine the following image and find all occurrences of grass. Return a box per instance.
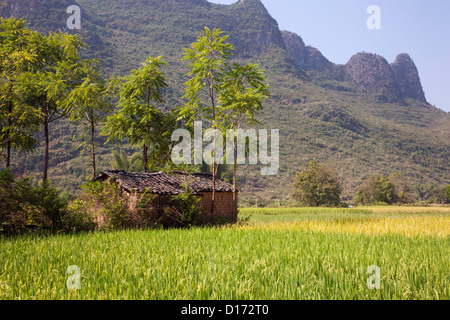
[240,207,373,222]
[241,206,450,237]
[0,206,448,300]
[240,206,450,220]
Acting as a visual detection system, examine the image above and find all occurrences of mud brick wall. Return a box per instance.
[198,192,238,218]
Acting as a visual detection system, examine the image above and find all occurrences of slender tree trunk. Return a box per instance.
[209,74,216,216]
[43,101,49,184]
[5,103,12,169]
[43,117,49,184]
[232,124,241,221]
[211,135,216,215]
[6,140,11,169]
[91,120,96,179]
[145,88,151,174]
[143,145,148,173]
[233,144,237,220]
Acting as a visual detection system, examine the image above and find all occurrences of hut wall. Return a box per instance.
[127,190,238,218]
[198,192,238,218]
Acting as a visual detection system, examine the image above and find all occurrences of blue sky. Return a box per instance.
[208,0,450,112]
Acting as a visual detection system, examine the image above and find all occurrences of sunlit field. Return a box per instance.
[0,206,448,300]
[240,207,450,237]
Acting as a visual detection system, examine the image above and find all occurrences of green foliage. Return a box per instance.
[81,180,129,230]
[378,176,398,204]
[20,30,85,118]
[0,169,41,234]
[81,179,204,230]
[101,56,178,172]
[414,183,437,202]
[0,18,42,165]
[180,27,270,130]
[180,27,235,126]
[1,17,88,182]
[292,161,343,207]
[36,181,69,231]
[62,199,96,233]
[168,192,202,227]
[110,150,144,172]
[0,169,70,235]
[220,62,270,127]
[138,190,203,229]
[354,175,401,205]
[427,185,450,205]
[388,173,415,204]
[446,185,450,200]
[67,59,113,178]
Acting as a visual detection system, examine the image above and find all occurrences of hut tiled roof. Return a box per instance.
[94,170,238,195]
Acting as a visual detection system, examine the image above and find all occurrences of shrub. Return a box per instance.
[166,192,203,227]
[354,175,400,206]
[0,170,69,235]
[81,180,204,230]
[336,202,349,208]
[36,182,69,232]
[292,161,343,207]
[62,199,96,233]
[0,170,34,235]
[427,185,450,204]
[81,180,129,230]
[135,189,203,229]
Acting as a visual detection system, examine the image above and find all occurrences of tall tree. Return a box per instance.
[0,18,41,168]
[180,27,269,216]
[180,27,234,215]
[20,31,85,183]
[219,62,270,218]
[101,56,177,172]
[67,59,112,179]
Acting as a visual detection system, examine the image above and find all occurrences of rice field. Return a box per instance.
[0,206,449,300]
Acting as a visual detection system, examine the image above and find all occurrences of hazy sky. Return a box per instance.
[208,0,450,112]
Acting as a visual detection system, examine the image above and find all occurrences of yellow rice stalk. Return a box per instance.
[240,216,450,238]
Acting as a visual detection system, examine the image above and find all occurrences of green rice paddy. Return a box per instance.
[0,207,448,300]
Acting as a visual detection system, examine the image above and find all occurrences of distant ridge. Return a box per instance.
[281,30,427,103]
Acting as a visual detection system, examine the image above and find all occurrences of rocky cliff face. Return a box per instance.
[235,0,287,55]
[281,31,307,67]
[344,52,428,102]
[391,53,427,102]
[281,29,427,102]
[281,30,334,72]
[345,52,401,99]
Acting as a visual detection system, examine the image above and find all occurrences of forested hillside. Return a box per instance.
[1,0,449,204]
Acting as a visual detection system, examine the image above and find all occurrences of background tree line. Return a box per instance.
[1,19,268,181]
[0,18,176,181]
[291,161,450,207]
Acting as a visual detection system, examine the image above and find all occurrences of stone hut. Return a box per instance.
[94,170,239,220]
